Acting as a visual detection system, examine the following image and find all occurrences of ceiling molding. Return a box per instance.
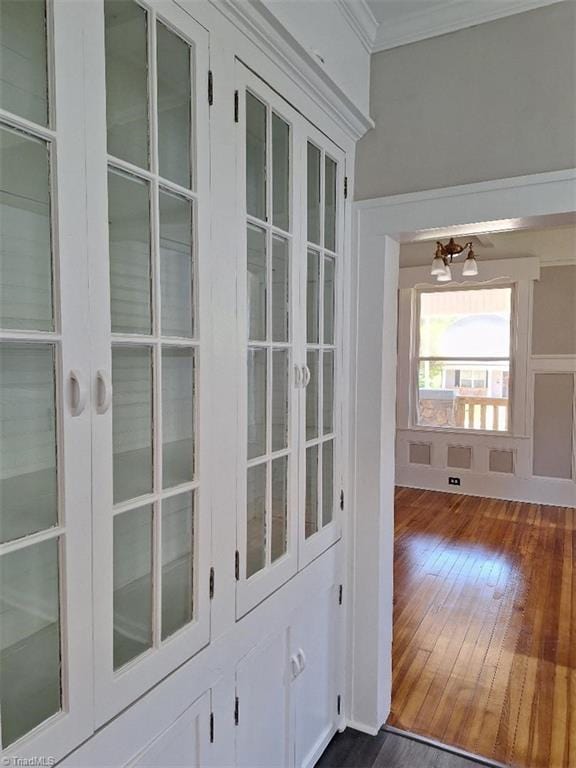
[210,0,374,139]
[372,0,564,53]
[334,0,379,53]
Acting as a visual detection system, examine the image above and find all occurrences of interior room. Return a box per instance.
[0,1,574,767]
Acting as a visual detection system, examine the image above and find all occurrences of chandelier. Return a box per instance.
[431,238,479,282]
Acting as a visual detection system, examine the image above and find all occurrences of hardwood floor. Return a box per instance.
[390,488,576,768]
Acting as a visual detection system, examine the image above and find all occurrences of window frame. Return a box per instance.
[411,283,517,436]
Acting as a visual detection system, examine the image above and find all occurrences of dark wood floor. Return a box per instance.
[317,728,486,768]
[389,488,576,768]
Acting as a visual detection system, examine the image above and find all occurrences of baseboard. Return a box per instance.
[396,465,576,507]
[383,725,510,768]
[345,719,380,736]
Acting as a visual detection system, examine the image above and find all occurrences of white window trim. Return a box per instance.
[397,256,540,439]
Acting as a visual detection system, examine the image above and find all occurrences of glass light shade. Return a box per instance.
[430,255,446,276]
[436,264,452,282]
[462,255,479,276]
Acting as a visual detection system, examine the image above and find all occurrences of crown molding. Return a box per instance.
[334,0,379,53]
[211,0,374,139]
[372,0,564,53]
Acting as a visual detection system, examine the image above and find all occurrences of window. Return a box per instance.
[416,287,512,432]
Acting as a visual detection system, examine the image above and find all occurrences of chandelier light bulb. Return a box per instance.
[462,251,479,276]
[431,255,446,276]
[436,264,452,282]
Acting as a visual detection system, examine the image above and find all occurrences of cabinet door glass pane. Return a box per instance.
[162,347,195,489]
[324,156,337,252]
[306,250,320,344]
[322,441,333,527]
[0,344,57,544]
[157,22,192,189]
[0,0,48,126]
[323,350,334,435]
[113,505,153,669]
[247,348,267,460]
[272,349,288,452]
[160,191,194,338]
[0,126,52,331]
[272,236,289,343]
[323,257,335,344]
[247,225,266,341]
[108,170,151,335]
[112,347,153,503]
[246,463,266,578]
[104,0,149,168]
[271,456,287,562]
[272,114,289,231]
[161,492,194,640]
[307,143,321,245]
[0,537,60,747]
[305,445,318,538]
[246,92,266,221]
[306,351,319,441]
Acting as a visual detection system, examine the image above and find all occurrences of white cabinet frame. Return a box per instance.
[87,0,212,724]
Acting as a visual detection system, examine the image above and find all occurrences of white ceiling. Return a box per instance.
[399,221,576,268]
[361,0,565,52]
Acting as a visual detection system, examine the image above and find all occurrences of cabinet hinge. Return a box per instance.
[234,695,239,725]
[235,550,240,581]
[338,584,343,605]
[208,70,214,106]
[337,695,341,716]
[340,490,344,511]
[234,90,239,123]
[209,567,215,600]
[209,711,214,743]
[344,177,348,199]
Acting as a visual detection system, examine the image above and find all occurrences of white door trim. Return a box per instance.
[349,168,576,733]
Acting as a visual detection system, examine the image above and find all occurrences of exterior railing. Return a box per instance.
[455,396,508,431]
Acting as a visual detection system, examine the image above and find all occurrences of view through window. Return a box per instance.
[417,287,512,431]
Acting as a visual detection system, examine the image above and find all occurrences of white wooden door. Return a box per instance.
[292,584,340,768]
[0,1,93,761]
[298,124,345,569]
[235,65,301,616]
[126,690,211,768]
[87,0,212,723]
[235,629,293,768]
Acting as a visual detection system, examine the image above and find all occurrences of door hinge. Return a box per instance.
[337,695,341,716]
[209,711,214,743]
[235,550,240,581]
[344,177,348,199]
[234,695,239,725]
[340,490,344,511]
[209,567,215,600]
[208,70,214,106]
[234,90,239,123]
[338,584,343,605]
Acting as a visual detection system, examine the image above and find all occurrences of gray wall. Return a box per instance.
[356,2,576,200]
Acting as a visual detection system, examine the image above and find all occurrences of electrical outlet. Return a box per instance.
[448,476,461,486]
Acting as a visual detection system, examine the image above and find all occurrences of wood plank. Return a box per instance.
[389,488,576,768]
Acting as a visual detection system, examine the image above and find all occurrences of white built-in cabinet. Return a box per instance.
[0,0,350,763]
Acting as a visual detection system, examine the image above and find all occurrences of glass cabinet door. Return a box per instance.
[300,128,344,568]
[91,0,211,723]
[0,1,92,760]
[237,70,300,617]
